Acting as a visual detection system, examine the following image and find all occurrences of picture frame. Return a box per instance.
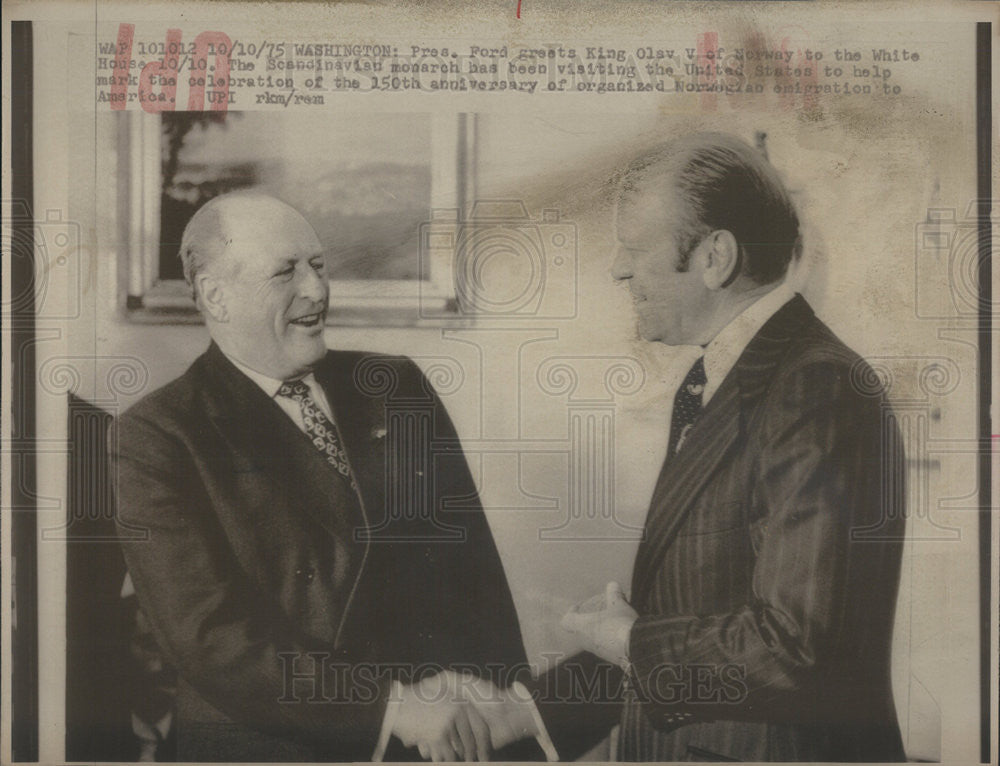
[120,110,475,325]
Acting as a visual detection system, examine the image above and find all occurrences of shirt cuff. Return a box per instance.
[372,680,403,762]
[512,681,560,762]
[613,614,638,670]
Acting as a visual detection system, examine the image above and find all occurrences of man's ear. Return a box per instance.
[700,230,740,290]
[196,272,229,322]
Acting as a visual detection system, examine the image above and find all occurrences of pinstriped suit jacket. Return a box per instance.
[531,295,906,762]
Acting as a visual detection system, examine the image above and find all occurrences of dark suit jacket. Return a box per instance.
[530,296,906,762]
[112,343,535,762]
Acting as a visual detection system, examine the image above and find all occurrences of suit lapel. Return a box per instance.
[313,351,387,523]
[631,375,741,601]
[631,295,813,603]
[200,343,357,542]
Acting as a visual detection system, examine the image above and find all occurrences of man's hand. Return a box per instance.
[392,672,492,761]
[561,581,638,667]
[461,676,540,751]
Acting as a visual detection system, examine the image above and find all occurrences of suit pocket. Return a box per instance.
[677,500,744,537]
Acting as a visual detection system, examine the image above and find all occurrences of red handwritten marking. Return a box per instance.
[139,28,181,113]
[187,31,233,111]
[779,36,818,112]
[696,31,718,111]
[110,23,134,110]
[516,0,522,18]
[129,29,232,113]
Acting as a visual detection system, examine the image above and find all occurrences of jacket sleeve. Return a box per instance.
[408,359,546,761]
[367,357,533,679]
[627,358,904,724]
[111,409,391,759]
[520,651,626,761]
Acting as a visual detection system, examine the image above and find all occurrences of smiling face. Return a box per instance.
[203,198,329,379]
[611,184,712,346]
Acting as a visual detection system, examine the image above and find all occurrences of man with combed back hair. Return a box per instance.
[479,132,907,762]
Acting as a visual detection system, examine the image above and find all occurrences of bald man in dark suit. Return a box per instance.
[112,193,540,762]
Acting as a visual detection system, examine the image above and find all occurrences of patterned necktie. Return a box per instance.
[277,380,358,491]
[667,355,707,457]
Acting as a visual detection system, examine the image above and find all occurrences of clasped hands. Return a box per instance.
[560,581,639,668]
[390,670,537,762]
[391,582,637,761]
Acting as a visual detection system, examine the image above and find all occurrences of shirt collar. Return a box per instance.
[225,354,317,399]
[701,283,796,403]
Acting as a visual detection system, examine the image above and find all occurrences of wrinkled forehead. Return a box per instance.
[216,198,323,264]
[614,176,685,246]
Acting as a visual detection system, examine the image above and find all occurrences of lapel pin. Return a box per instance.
[372,427,387,440]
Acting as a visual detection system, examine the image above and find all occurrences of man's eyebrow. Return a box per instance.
[271,252,324,271]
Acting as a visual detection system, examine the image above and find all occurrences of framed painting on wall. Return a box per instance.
[120,110,474,325]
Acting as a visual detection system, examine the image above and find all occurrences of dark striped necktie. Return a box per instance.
[667,356,706,456]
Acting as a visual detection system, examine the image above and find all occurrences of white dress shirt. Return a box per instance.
[700,283,796,405]
[226,355,335,426]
